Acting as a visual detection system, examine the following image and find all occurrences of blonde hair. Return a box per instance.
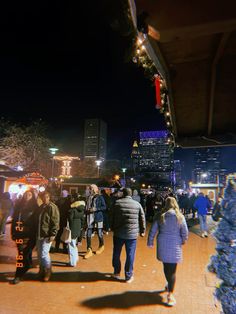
[90,184,99,194]
[160,196,184,224]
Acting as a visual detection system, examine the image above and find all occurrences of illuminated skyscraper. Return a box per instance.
[83,119,107,160]
[131,140,140,174]
[138,130,174,185]
[193,147,221,183]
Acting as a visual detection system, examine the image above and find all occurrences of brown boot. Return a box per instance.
[43,267,52,282]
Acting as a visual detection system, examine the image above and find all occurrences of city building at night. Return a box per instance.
[192,147,222,184]
[138,130,174,186]
[131,140,140,174]
[173,159,183,189]
[83,119,107,161]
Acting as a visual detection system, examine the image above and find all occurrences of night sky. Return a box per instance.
[0,2,165,157]
[0,2,236,179]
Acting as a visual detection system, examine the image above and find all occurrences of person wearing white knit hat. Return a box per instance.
[84,184,106,259]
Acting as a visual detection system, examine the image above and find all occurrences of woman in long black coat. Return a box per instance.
[11,190,39,284]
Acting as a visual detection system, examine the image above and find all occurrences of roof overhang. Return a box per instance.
[112,0,236,148]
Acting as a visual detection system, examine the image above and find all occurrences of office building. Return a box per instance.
[83,119,107,160]
[131,140,140,174]
[138,130,174,185]
[192,147,221,183]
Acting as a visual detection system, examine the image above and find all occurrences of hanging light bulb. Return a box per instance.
[137,38,143,45]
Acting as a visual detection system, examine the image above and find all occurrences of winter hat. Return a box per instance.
[62,190,69,198]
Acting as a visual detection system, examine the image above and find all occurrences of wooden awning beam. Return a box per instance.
[154,19,236,43]
[207,32,231,136]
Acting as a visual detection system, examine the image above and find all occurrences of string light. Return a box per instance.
[132,29,175,143]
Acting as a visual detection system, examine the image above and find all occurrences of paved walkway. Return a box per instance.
[0,218,221,314]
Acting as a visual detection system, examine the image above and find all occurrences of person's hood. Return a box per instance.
[165,209,176,216]
[71,200,85,208]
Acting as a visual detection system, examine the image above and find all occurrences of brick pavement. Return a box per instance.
[0,218,221,314]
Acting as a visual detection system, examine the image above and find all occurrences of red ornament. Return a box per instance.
[155,76,161,109]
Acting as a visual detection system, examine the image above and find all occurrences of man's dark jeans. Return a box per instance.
[112,236,137,280]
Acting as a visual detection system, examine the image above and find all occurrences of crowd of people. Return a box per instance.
[0,184,223,306]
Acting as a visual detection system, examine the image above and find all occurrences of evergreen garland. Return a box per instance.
[208,174,236,314]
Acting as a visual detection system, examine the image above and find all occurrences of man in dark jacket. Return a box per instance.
[37,191,60,281]
[110,188,146,283]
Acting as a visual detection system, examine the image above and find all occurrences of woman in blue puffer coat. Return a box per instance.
[147,196,188,307]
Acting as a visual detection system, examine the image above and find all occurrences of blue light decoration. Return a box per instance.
[139,130,168,139]
[208,173,236,314]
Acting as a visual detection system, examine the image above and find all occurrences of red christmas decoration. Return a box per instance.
[155,76,161,109]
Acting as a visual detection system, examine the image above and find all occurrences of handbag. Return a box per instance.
[60,220,71,243]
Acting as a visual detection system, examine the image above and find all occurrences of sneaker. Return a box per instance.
[111,273,120,279]
[95,245,104,255]
[167,294,176,306]
[84,248,93,259]
[126,276,134,283]
[43,267,52,282]
[204,232,208,237]
[10,277,21,285]
[201,233,205,238]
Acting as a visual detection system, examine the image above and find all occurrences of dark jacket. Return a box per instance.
[38,202,60,238]
[212,202,222,221]
[110,196,146,240]
[11,200,39,240]
[0,198,13,215]
[56,197,71,228]
[68,200,85,239]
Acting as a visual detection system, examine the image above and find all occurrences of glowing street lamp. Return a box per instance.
[201,173,208,183]
[95,160,102,178]
[121,168,127,186]
[49,147,59,178]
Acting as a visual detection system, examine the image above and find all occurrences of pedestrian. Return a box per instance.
[110,187,146,283]
[132,189,140,203]
[37,191,60,282]
[0,192,13,236]
[54,190,71,252]
[193,192,211,237]
[212,197,223,222]
[10,190,39,284]
[147,196,188,306]
[84,184,106,259]
[101,189,111,234]
[67,194,85,266]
